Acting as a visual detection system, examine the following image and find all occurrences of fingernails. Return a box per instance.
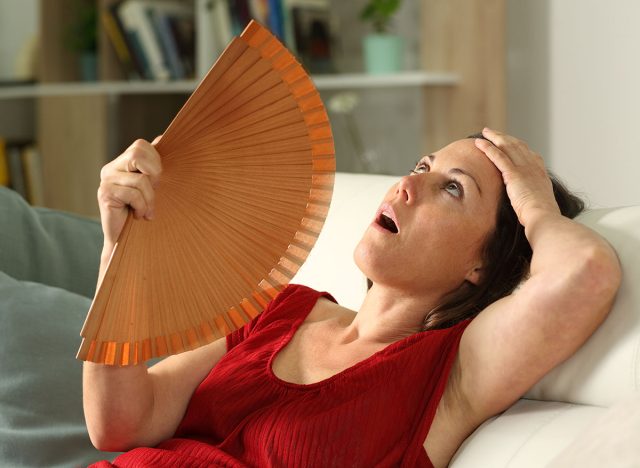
[145,209,154,220]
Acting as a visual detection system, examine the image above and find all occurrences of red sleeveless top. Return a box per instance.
[94,284,470,467]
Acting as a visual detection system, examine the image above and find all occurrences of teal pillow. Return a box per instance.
[0,270,117,467]
[0,186,102,298]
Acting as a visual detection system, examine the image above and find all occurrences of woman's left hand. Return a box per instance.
[474,128,560,227]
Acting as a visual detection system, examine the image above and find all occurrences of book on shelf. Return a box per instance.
[267,0,285,40]
[103,0,196,80]
[101,3,143,79]
[289,0,333,74]
[228,0,253,36]
[248,0,269,25]
[154,6,196,79]
[0,140,44,206]
[195,0,233,78]
[0,138,9,187]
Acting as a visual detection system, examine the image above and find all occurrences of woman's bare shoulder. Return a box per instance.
[305,296,356,325]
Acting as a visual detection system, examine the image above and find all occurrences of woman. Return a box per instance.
[84,128,621,467]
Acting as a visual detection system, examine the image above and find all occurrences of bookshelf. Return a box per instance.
[0,0,505,218]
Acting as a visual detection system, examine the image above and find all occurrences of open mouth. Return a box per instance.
[376,212,399,233]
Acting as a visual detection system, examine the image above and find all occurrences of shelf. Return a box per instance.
[0,80,197,99]
[311,71,459,90]
[0,71,459,100]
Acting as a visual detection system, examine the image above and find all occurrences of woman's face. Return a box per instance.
[354,138,504,298]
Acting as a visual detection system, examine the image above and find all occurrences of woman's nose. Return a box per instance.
[395,176,414,204]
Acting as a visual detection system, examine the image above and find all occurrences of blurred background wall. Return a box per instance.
[508,0,640,208]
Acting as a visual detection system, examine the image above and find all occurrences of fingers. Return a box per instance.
[100,172,155,219]
[474,137,514,175]
[474,128,558,225]
[113,139,163,188]
[98,183,153,221]
[481,127,522,150]
[99,138,164,221]
[476,127,545,170]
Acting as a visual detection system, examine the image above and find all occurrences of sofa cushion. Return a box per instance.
[450,399,606,468]
[0,270,116,467]
[547,393,640,467]
[0,186,102,298]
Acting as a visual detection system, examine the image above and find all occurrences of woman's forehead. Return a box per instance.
[430,139,499,173]
[428,139,503,194]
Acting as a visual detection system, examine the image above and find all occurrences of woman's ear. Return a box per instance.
[465,266,483,286]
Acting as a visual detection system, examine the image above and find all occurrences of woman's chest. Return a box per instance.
[271,321,384,386]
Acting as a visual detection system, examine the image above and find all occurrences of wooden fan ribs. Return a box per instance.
[78,21,335,365]
[168,44,294,146]
[156,178,309,277]
[160,205,250,310]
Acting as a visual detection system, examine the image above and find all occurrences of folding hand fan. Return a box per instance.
[77,20,335,366]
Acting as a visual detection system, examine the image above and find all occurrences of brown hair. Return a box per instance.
[366,133,585,330]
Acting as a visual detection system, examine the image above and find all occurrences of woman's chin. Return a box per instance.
[353,238,373,274]
[353,239,396,286]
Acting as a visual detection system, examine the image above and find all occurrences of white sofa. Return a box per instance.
[293,173,640,467]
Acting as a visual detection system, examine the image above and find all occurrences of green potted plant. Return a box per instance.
[360,0,404,74]
[63,0,98,81]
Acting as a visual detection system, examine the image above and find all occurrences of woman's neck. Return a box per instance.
[336,283,442,346]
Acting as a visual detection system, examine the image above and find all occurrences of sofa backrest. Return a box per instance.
[294,173,640,407]
[293,172,395,309]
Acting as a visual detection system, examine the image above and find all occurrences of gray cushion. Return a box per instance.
[0,270,116,467]
[0,186,102,298]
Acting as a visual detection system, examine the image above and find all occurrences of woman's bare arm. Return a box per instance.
[83,340,227,451]
[458,129,621,419]
[84,245,228,452]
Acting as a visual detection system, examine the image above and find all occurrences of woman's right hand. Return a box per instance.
[97,137,163,251]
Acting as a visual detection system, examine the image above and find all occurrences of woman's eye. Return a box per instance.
[444,181,463,198]
[410,162,429,175]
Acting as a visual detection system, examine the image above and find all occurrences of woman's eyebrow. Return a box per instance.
[449,168,483,196]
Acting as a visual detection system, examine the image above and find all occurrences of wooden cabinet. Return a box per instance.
[420,0,506,150]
